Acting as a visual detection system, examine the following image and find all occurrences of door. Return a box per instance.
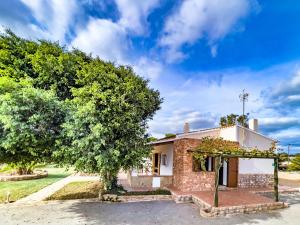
[152,153,160,175]
[227,158,238,187]
[219,159,224,185]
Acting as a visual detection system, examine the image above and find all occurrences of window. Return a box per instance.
[192,156,214,172]
[161,154,167,166]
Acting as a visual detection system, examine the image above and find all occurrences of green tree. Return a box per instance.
[220,113,249,127]
[0,30,90,100]
[288,155,300,171]
[0,30,162,188]
[0,77,65,174]
[165,133,176,138]
[55,60,162,190]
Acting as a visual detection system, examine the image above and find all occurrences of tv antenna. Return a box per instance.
[239,89,249,117]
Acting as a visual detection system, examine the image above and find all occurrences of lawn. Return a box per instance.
[0,166,72,203]
[46,181,102,200]
[47,181,171,201]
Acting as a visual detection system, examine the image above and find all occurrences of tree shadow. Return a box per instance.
[64,200,284,225]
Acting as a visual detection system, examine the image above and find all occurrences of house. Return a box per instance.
[127,119,277,192]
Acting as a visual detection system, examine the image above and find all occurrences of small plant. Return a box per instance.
[122,189,171,196]
[0,162,45,175]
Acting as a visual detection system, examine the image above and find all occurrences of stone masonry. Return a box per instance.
[238,174,274,188]
[173,138,215,192]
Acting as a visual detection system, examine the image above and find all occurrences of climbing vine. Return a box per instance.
[192,137,277,171]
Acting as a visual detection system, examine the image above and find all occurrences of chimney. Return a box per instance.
[184,122,190,133]
[249,119,258,132]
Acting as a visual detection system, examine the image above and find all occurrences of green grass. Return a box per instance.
[47,181,171,201]
[0,166,72,203]
[46,181,102,200]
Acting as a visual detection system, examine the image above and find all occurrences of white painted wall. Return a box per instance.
[220,125,274,175]
[155,143,173,176]
[239,158,274,174]
[237,127,274,175]
[237,126,274,150]
[220,126,238,141]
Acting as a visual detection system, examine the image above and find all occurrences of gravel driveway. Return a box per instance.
[1,193,300,225]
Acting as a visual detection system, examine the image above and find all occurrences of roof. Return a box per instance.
[150,125,276,145]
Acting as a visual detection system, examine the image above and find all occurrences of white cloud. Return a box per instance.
[159,0,255,62]
[71,19,128,63]
[115,0,160,34]
[133,57,163,80]
[71,0,162,77]
[148,62,300,137]
[149,109,218,137]
[20,0,78,43]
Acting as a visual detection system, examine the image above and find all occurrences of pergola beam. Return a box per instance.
[189,148,279,207]
[188,150,278,159]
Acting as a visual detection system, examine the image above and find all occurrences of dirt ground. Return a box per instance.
[279,171,300,188]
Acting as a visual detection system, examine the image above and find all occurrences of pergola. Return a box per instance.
[189,149,279,207]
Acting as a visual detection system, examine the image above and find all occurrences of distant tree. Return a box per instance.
[0,77,65,174]
[148,136,158,142]
[288,155,300,171]
[278,153,288,163]
[165,133,176,138]
[220,113,249,127]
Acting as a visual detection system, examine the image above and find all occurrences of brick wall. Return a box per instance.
[238,174,274,188]
[173,138,215,192]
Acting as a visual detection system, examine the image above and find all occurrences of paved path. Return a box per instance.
[15,175,99,204]
[1,195,300,225]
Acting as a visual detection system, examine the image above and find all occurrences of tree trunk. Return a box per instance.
[214,156,221,207]
[102,171,118,191]
[274,158,279,202]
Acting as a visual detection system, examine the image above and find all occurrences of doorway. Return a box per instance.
[227,158,238,187]
[152,153,160,175]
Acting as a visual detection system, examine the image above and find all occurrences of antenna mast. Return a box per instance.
[239,89,249,126]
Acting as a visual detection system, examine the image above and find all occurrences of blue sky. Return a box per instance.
[1,0,300,153]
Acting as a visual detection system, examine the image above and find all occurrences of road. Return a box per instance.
[1,193,300,225]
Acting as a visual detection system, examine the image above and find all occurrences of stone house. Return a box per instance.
[127,119,276,192]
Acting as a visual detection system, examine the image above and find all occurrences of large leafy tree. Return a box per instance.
[0,31,162,187]
[0,30,90,100]
[56,60,162,190]
[0,77,65,174]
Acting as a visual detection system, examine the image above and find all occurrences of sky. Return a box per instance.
[1,0,300,153]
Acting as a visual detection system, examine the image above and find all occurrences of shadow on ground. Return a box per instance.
[65,200,282,225]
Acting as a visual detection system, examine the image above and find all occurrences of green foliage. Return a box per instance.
[0,78,65,173]
[288,155,300,171]
[278,153,288,163]
[55,60,161,190]
[0,30,162,186]
[148,136,158,142]
[193,137,277,168]
[0,29,90,100]
[220,113,249,127]
[122,189,171,196]
[164,133,176,138]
